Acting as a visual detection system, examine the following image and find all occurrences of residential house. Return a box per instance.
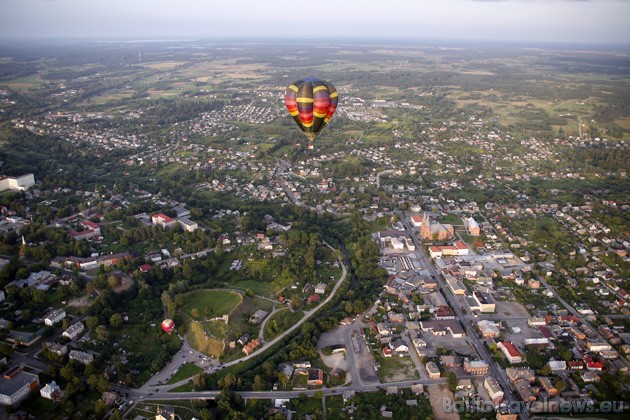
[40,381,61,400]
[539,377,558,396]
[584,356,604,371]
[456,379,473,393]
[62,322,84,340]
[505,368,535,384]
[44,309,66,326]
[68,350,93,365]
[514,379,537,402]
[243,338,261,355]
[156,405,176,420]
[389,338,408,356]
[307,368,324,386]
[440,355,460,368]
[45,342,68,356]
[382,346,393,358]
[249,310,268,325]
[425,361,441,379]
[377,323,392,337]
[581,371,601,383]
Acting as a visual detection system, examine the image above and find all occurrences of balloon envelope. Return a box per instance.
[285,78,338,144]
[161,319,174,333]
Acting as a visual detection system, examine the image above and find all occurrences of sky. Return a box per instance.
[1,0,629,44]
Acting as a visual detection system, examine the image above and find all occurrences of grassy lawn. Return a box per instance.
[263,307,304,341]
[291,372,309,390]
[232,279,277,297]
[167,362,203,384]
[181,289,242,318]
[440,213,464,225]
[182,289,275,358]
[3,74,45,90]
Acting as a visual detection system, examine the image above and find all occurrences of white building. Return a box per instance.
[0,174,35,192]
[40,381,61,400]
[44,309,66,326]
[62,322,84,340]
[178,218,198,232]
[0,367,39,406]
[484,376,504,404]
[68,350,93,365]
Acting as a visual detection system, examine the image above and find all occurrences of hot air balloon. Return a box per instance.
[161,319,174,334]
[284,78,338,148]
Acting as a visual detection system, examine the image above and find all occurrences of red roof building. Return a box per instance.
[152,213,176,228]
[498,341,523,364]
[81,220,100,230]
[538,326,554,339]
[584,356,604,371]
[139,264,153,273]
[435,305,456,319]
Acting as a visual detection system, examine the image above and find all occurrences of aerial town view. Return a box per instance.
[0,1,628,419]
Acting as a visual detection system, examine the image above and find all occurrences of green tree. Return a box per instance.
[109,313,123,329]
[107,275,120,289]
[95,325,109,341]
[447,371,457,392]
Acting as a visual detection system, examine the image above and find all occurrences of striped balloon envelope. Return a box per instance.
[284,78,338,147]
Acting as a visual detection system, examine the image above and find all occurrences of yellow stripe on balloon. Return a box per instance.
[290,110,299,116]
[297,97,314,103]
[303,122,313,127]
[288,85,299,92]
[329,92,338,98]
[314,111,327,118]
[313,86,328,92]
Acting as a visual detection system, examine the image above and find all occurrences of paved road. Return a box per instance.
[396,210,527,420]
[124,377,451,402]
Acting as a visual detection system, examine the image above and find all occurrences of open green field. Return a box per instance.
[181,289,277,358]
[182,289,242,357]
[263,307,303,341]
[2,74,45,90]
[232,279,277,297]
[167,362,203,384]
[439,213,463,225]
[181,289,243,318]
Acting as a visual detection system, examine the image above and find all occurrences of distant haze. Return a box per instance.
[1,0,629,45]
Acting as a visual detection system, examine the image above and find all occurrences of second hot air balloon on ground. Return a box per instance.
[284,78,338,148]
[161,319,174,334]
